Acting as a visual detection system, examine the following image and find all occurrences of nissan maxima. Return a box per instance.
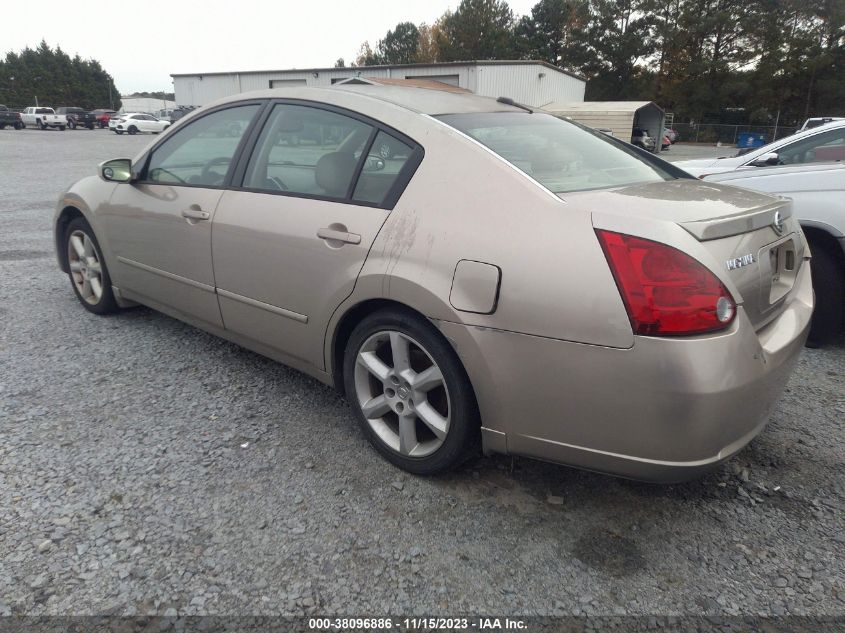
[53,86,813,481]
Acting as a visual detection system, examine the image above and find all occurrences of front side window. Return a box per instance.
[437,112,674,194]
[146,104,259,186]
[774,127,845,165]
[243,104,373,198]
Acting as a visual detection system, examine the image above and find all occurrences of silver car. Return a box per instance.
[53,86,813,481]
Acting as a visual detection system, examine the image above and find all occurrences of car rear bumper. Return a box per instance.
[437,262,813,483]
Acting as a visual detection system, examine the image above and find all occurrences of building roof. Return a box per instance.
[335,77,472,94]
[171,60,586,83]
[543,101,663,114]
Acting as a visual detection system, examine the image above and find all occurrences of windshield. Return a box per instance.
[437,112,674,194]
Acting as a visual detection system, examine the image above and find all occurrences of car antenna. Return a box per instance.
[496,96,534,113]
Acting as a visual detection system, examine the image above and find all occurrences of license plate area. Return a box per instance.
[764,237,797,305]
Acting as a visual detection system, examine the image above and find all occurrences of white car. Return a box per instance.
[675,120,845,178]
[111,113,171,135]
[798,117,844,132]
[703,162,845,345]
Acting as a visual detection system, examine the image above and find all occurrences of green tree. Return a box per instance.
[0,41,120,110]
[515,0,591,70]
[582,0,657,100]
[436,0,515,61]
[377,22,421,64]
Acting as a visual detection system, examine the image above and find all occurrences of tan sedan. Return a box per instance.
[53,86,813,481]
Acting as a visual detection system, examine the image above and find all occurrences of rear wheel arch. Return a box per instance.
[801,224,845,344]
[331,299,412,390]
[802,224,845,267]
[329,299,479,405]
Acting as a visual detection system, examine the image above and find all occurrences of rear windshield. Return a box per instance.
[437,112,674,194]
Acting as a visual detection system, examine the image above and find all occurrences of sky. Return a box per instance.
[1,0,539,94]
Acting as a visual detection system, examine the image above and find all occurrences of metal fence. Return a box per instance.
[672,123,798,145]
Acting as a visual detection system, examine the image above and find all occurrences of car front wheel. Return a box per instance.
[343,308,479,475]
[65,217,119,315]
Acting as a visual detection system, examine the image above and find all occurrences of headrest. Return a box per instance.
[315,152,357,197]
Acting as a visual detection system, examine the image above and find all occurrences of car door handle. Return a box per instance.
[181,207,210,221]
[317,227,361,245]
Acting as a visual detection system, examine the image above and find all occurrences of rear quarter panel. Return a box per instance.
[329,112,635,373]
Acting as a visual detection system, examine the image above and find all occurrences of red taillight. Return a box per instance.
[595,229,736,336]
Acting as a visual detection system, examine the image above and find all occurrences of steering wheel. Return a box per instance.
[200,156,232,185]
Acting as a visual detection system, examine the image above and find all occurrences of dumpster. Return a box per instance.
[737,132,767,148]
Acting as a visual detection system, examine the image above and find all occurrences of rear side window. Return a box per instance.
[243,103,373,198]
[352,131,415,205]
[438,112,673,194]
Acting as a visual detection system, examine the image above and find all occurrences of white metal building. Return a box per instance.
[120,96,177,115]
[171,61,585,108]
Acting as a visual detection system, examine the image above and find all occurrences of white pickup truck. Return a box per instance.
[21,107,68,130]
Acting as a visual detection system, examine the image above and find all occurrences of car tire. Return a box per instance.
[14,121,22,130]
[64,217,119,316]
[807,245,844,346]
[343,308,480,475]
[39,120,46,130]
[59,125,66,131]
[127,126,137,135]
[115,130,123,135]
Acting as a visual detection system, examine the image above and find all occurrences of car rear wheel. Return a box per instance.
[343,308,480,474]
[807,246,844,346]
[65,217,119,315]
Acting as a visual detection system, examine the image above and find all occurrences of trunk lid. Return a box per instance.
[566,179,805,331]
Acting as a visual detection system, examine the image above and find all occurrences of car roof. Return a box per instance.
[207,85,525,116]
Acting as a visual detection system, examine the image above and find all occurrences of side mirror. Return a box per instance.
[363,155,386,172]
[100,158,133,183]
[750,152,779,167]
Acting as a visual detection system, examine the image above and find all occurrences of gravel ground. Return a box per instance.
[1,128,844,618]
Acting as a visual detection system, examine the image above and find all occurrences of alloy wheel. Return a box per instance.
[353,330,451,458]
[67,230,104,305]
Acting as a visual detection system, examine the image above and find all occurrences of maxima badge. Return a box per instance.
[727,253,755,270]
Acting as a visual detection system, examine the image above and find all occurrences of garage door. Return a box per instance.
[269,79,307,88]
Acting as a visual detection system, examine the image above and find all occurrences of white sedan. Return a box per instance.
[675,120,845,177]
[703,162,845,346]
[111,113,171,135]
